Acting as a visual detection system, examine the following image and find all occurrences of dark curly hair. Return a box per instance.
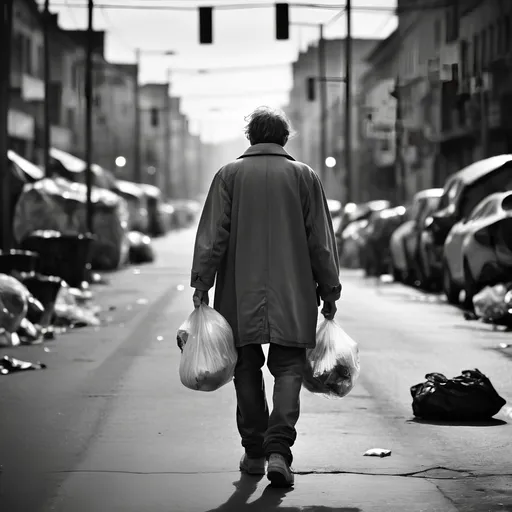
[244,106,293,147]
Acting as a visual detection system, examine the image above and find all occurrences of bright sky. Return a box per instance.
[46,0,397,143]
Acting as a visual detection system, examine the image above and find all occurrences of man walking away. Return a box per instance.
[190,106,341,488]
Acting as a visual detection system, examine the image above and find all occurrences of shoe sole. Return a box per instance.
[267,467,294,487]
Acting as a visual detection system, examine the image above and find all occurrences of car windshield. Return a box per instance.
[460,166,512,219]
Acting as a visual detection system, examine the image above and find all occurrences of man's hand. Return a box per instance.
[321,300,337,320]
[193,289,209,308]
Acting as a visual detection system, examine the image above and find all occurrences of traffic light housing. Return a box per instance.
[307,77,316,101]
[275,3,289,40]
[199,6,213,44]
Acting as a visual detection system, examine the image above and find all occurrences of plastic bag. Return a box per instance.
[473,284,510,322]
[410,369,506,421]
[303,318,360,398]
[178,304,237,392]
[0,274,28,333]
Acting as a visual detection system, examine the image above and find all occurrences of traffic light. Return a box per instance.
[199,7,213,44]
[275,3,289,40]
[307,77,316,101]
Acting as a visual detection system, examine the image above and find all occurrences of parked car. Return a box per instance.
[113,180,149,233]
[336,200,391,265]
[389,188,443,284]
[338,218,370,269]
[443,191,512,307]
[362,206,408,277]
[327,199,342,233]
[140,184,166,237]
[419,155,512,292]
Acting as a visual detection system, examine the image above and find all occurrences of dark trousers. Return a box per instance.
[234,343,306,466]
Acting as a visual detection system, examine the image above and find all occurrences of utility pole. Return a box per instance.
[0,0,14,249]
[164,68,171,200]
[393,76,406,204]
[479,76,489,159]
[43,0,51,178]
[85,0,94,233]
[318,23,327,183]
[344,0,352,204]
[134,48,141,183]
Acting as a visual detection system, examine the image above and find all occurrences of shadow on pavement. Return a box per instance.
[407,418,508,427]
[202,474,360,512]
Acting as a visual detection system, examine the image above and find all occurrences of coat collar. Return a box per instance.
[238,143,295,161]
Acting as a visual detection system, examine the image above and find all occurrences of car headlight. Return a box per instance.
[424,216,434,228]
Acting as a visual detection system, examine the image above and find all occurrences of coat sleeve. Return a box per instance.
[302,169,342,302]
[190,171,232,291]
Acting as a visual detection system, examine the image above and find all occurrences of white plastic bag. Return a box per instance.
[177,304,237,392]
[303,318,360,398]
[473,284,509,322]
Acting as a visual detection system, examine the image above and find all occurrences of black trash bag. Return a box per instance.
[0,355,46,375]
[128,231,155,264]
[411,369,506,421]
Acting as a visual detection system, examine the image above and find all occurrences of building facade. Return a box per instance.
[439,0,512,184]
[9,0,45,161]
[285,38,379,203]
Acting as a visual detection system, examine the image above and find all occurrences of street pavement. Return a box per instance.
[0,226,511,512]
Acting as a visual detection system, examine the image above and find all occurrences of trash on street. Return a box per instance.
[0,355,46,375]
[128,231,155,264]
[303,318,360,399]
[178,304,237,392]
[473,284,512,323]
[0,273,29,334]
[410,369,506,421]
[364,448,392,457]
[52,283,101,328]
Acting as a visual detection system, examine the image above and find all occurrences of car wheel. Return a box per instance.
[463,259,478,311]
[443,261,460,305]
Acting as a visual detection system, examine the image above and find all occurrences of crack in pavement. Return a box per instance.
[51,466,512,480]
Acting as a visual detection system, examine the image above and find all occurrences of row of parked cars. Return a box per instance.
[335,154,512,309]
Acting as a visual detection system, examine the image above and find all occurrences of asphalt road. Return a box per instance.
[0,226,511,512]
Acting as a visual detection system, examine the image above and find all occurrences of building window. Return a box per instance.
[445,4,459,43]
[434,19,441,49]
[150,107,159,127]
[460,40,468,79]
[473,33,480,72]
[23,35,32,74]
[497,21,503,55]
[37,44,44,78]
[505,15,511,52]
[488,25,495,62]
[481,29,487,69]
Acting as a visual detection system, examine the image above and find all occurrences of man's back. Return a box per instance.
[195,142,339,349]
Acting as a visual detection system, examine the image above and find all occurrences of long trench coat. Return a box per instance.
[190,143,341,349]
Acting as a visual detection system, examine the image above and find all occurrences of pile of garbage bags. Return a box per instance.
[13,177,130,271]
[411,369,506,421]
[0,272,101,348]
[472,283,512,325]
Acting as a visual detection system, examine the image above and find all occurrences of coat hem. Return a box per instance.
[237,334,314,349]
